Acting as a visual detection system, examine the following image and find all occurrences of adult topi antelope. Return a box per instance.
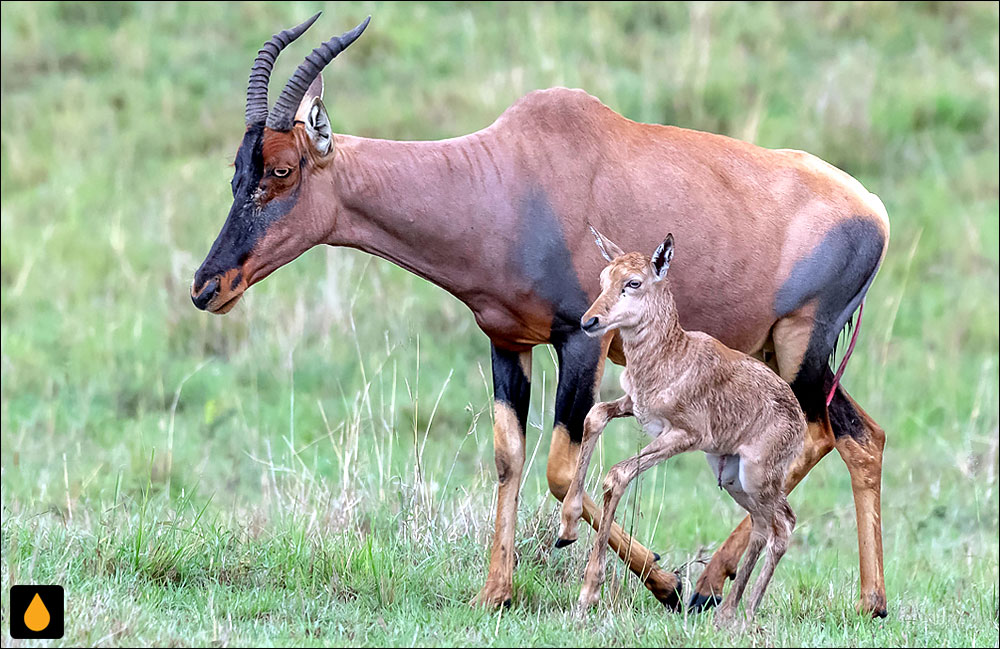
[192,14,890,616]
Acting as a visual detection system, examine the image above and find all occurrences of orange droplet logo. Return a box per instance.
[24,592,51,632]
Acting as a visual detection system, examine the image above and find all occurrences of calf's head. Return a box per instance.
[580,227,675,337]
[191,13,369,314]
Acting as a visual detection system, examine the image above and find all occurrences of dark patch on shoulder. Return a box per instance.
[553,334,603,444]
[514,188,592,338]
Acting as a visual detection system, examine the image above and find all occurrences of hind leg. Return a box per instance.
[745,497,795,619]
[691,421,832,611]
[714,510,768,626]
[831,387,887,617]
[715,449,796,625]
[692,308,835,611]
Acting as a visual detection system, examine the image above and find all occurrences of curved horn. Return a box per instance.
[266,16,371,131]
[245,12,322,126]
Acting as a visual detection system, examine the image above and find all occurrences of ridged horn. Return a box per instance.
[245,12,322,126]
[266,16,371,131]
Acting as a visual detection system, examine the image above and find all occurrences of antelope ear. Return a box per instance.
[651,233,674,280]
[303,97,333,156]
[294,74,324,123]
[589,225,626,262]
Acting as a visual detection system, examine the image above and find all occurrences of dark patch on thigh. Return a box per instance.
[828,384,865,441]
[491,345,531,433]
[775,217,885,329]
[778,217,885,421]
[514,188,592,338]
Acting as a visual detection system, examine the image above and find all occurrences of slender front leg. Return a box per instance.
[579,428,695,609]
[833,390,887,617]
[546,333,682,608]
[473,344,532,608]
[558,395,632,543]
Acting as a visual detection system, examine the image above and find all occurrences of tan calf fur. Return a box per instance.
[561,230,806,625]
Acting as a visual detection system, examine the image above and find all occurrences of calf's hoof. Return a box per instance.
[578,586,601,610]
[554,537,576,548]
[713,605,737,630]
[558,504,582,542]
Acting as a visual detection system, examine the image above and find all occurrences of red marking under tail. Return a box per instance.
[827,301,865,407]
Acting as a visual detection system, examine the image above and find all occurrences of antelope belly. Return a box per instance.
[706,453,743,493]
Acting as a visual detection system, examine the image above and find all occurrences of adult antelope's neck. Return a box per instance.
[329,133,505,302]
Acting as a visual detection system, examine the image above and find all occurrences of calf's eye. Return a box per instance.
[625,280,642,290]
[273,167,291,178]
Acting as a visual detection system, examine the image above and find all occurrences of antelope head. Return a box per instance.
[580,227,675,337]
[191,13,370,314]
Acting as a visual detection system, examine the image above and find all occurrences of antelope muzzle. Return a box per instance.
[191,276,219,310]
[191,267,246,315]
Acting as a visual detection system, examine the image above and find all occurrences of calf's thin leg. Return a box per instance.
[714,512,768,625]
[548,333,680,607]
[745,498,795,619]
[579,428,695,608]
[558,395,632,544]
[692,310,834,612]
[691,418,832,611]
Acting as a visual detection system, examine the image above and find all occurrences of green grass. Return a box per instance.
[1,1,998,646]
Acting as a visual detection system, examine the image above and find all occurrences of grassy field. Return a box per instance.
[1,1,998,646]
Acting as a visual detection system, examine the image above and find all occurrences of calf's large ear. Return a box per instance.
[589,225,626,262]
[651,233,674,280]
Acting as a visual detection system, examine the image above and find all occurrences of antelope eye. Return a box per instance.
[625,279,642,290]
[273,167,291,178]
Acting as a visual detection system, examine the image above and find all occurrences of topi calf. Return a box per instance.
[559,228,806,625]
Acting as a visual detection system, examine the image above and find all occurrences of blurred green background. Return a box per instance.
[1,2,997,646]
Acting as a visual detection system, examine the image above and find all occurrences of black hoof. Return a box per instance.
[554,537,576,548]
[502,598,512,609]
[653,552,661,563]
[688,591,723,614]
[659,573,683,612]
